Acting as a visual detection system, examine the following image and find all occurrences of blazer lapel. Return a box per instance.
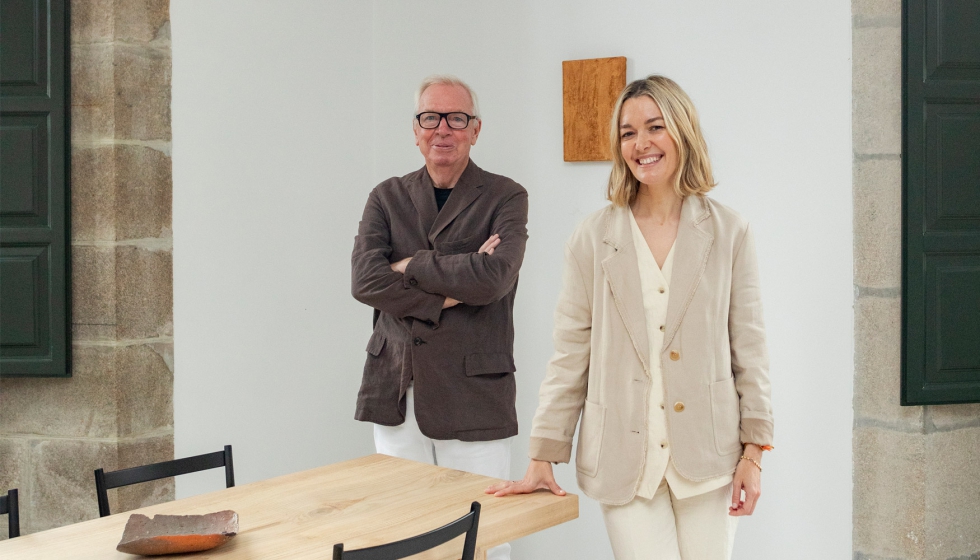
[428,160,485,244]
[663,195,713,350]
[601,205,651,374]
[409,168,439,236]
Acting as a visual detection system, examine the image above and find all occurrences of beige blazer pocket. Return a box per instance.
[576,400,605,478]
[709,378,742,455]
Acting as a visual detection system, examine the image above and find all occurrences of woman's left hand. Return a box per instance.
[729,443,762,516]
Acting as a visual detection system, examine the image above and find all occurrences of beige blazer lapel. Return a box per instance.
[601,205,651,374]
[663,195,713,350]
[428,161,485,244]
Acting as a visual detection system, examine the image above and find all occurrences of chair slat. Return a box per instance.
[334,501,480,560]
[1,489,20,538]
[94,445,233,517]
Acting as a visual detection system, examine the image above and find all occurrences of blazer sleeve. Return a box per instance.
[528,240,593,463]
[402,189,528,306]
[351,188,446,324]
[728,223,774,447]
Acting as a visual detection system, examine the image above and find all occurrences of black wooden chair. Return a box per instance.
[94,445,234,517]
[333,501,481,560]
[0,488,20,538]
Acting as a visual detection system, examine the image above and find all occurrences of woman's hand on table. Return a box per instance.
[729,443,763,516]
[485,459,566,497]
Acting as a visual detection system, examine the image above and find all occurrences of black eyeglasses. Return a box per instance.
[415,112,478,130]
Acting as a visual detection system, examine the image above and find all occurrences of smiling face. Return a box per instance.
[414,83,481,173]
[618,95,679,191]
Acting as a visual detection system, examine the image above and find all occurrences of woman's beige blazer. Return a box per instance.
[528,195,773,505]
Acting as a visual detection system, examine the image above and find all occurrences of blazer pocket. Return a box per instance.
[464,353,516,376]
[709,377,742,455]
[436,235,481,255]
[575,400,605,478]
[366,331,386,357]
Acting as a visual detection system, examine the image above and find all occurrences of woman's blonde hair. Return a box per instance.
[606,75,716,206]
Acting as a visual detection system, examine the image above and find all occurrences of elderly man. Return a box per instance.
[350,75,527,560]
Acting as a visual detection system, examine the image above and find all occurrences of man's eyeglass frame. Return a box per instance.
[415,112,479,130]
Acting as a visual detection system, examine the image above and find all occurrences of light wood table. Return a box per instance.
[0,454,578,559]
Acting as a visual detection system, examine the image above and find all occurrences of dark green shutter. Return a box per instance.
[0,0,70,377]
[903,0,980,403]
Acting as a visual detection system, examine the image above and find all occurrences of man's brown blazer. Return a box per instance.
[351,160,528,441]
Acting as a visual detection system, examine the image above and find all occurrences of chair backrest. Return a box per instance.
[332,501,481,560]
[0,488,20,538]
[94,445,234,517]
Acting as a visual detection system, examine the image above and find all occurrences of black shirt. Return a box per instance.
[433,186,452,211]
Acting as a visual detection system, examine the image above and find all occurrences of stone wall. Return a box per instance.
[0,0,174,537]
[852,1,980,558]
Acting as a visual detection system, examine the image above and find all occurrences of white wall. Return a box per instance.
[172,2,853,558]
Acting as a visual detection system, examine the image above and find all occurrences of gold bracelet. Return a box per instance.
[740,455,762,472]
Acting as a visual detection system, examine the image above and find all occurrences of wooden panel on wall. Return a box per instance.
[562,57,626,162]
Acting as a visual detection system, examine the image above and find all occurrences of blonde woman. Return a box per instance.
[487,76,773,559]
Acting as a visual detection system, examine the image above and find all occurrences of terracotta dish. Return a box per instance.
[116,510,238,556]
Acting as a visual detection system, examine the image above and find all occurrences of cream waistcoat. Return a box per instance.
[629,211,732,500]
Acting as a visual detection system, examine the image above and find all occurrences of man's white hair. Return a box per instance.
[413,75,481,119]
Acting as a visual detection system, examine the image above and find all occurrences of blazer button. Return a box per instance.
[660,440,668,449]
[413,337,424,346]
[673,402,685,412]
[659,287,665,294]
[409,278,418,286]
[669,351,680,361]
[659,325,665,332]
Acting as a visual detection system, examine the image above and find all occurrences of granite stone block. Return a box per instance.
[854,297,921,428]
[71,145,116,243]
[71,105,116,144]
[0,346,117,438]
[29,439,117,533]
[72,322,119,341]
[70,0,114,44]
[114,144,172,241]
[113,44,172,141]
[70,44,114,129]
[854,157,901,289]
[71,245,117,334]
[115,434,175,514]
[853,27,901,155]
[853,0,901,27]
[115,246,173,339]
[116,343,174,438]
[925,428,980,560]
[114,0,171,43]
[853,427,926,559]
[926,404,980,432]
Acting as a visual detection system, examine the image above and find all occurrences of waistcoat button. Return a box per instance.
[673,402,685,412]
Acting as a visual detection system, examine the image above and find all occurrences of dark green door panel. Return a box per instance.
[903,0,980,403]
[0,0,70,377]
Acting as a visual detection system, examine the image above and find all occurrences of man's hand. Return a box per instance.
[442,297,460,309]
[390,257,412,274]
[479,234,501,255]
